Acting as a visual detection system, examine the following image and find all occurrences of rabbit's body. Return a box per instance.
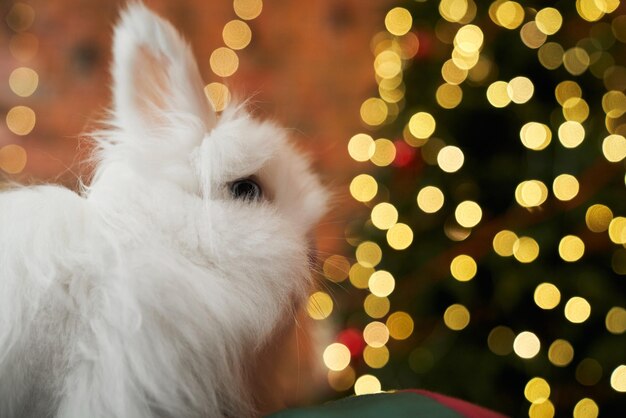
[0,4,326,418]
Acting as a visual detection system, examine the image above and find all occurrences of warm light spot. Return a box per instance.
[387,223,413,250]
[386,311,414,340]
[602,90,626,117]
[602,134,626,162]
[439,0,470,23]
[486,81,511,107]
[363,345,389,369]
[6,2,35,32]
[534,283,561,310]
[222,20,252,50]
[437,145,464,173]
[529,399,555,418]
[552,174,579,201]
[371,202,398,230]
[363,322,389,348]
[323,343,351,371]
[558,121,585,148]
[524,377,550,403]
[385,7,412,36]
[605,307,626,334]
[495,1,524,29]
[408,112,436,139]
[535,8,563,35]
[441,59,468,85]
[558,235,585,262]
[354,374,381,395]
[204,82,230,112]
[538,42,564,70]
[487,326,515,355]
[573,398,599,418]
[563,97,590,122]
[0,144,28,174]
[323,255,350,283]
[417,186,445,213]
[307,291,333,320]
[513,331,541,359]
[348,133,376,162]
[454,24,483,54]
[327,366,355,392]
[374,50,402,79]
[576,0,605,22]
[9,67,38,97]
[564,296,591,323]
[548,339,574,366]
[355,241,382,268]
[520,122,551,151]
[455,200,482,228]
[611,365,626,392]
[563,47,590,76]
[513,236,540,263]
[443,304,470,331]
[450,254,477,282]
[209,47,239,77]
[349,263,374,289]
[361,98,388,126]
[493,230,518,257]
[507,76,534,104]
[6,105,35,136]
[555,80,582,105]
[608,217,626,244]
[436,83,463,109]
[368,270,395,297]
[364,294,390,319]
[350,174,378,202]
[233,0,263,20]
[371,138,397,167]
[520,21,547,49]
[515,180,548,207]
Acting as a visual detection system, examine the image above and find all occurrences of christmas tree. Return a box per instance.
[313,1,626,417]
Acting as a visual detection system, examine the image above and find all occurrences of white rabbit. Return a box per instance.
[0,3,327,418]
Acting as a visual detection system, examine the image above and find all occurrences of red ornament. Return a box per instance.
[337,328,365,357]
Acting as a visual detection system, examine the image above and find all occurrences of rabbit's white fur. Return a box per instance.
[0,4,327,418]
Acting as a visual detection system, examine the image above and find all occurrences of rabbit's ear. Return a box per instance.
[111,3,214,134]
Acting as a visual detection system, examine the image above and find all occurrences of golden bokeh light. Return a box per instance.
[576,0,605,22]
[354,374,381,395]
[555,80,582,105]
[371,138,397,167]
[573,398,599,418]
[364,294,390,319]
[417,185,445,213]
[307,291,333,320]
[454,24,483,54]
[437,145,464,173]
[513,331,541,359]
[605,307,626,334]
[563,97,590,122]
[558,235,585,262]
[487,326,515,355]
[558,121,585,148]
[323,255,350,282]
[602,90,626,117]
[493,230,518,257]
[611,365,626,392]
[450,254,477,282]
[222,20,252,50]
[349,263,374,289]
[552,174,579,201]
[538,42,564,70]
[520,122,552,151]
[608,217,626,244]
[454,200,482,228]
[602,134,626,162]
[6,105,36,136]
[9,67,38,97]
[0,144,28,174]
[363,321,390,348]
[327,366,356,392]
[233,0,262,20]
[371,202,398,230]
[368,270,395,297]
[363,345,390,369]
[441,59,468,85]
[385,7,412,36]
[563,47,590,76]
[374,50,402,79]
[443,304,471,331]
[535,8,563,35]
[548,339,574,367]
[524,377,550,403]
[515,180,548,207]
[534,283,561,310]
[564,296,591,324]
[348,133,376,162]
[486,80,511,107]
[408,112,436,139]
[387,223,413,250]
[494,1,524,29]
[355,241,382,268]
[529,399,555,418]
[323,343,351,371]
[361,97,388,126]
[6,2,35,32]
[209,47,239,77]
[350,174,378,202]
[507,76,534,104]
[436,83,463,109]
[386,311,414,340]
[520,21,547,49]
[513,236,540,263]
[204,82,230,112]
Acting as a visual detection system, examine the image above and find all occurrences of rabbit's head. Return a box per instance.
[88,4,328,355]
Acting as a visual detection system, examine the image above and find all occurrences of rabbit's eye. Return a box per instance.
[230,178,263,201]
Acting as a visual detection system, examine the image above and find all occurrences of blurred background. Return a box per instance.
[1,0,626,417]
